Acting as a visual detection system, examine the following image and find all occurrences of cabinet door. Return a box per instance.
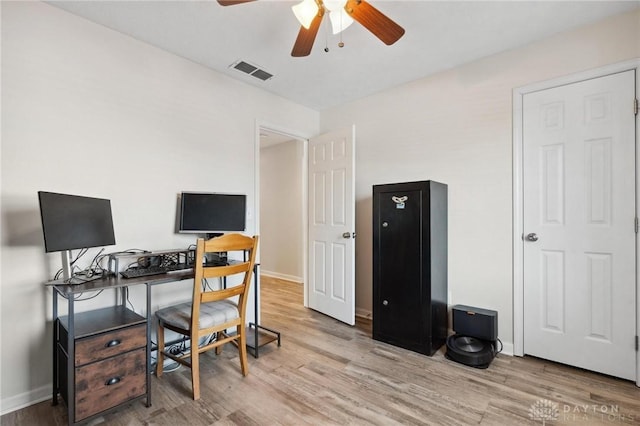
[374,188,426,345]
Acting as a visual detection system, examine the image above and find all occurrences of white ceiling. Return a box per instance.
[48,0,638,111]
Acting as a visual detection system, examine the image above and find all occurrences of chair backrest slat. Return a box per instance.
[200,286,244,303]
[201,262,250,279]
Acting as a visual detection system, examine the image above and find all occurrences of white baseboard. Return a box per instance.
[499,341,514,356]
[1,384,51,416]
[260,270,302,284]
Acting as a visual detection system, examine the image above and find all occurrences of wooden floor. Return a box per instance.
[4,276,640,425]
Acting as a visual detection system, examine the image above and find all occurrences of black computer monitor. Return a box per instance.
[178,192,246,236]
[38,191,116,253]
[38,191,116,281]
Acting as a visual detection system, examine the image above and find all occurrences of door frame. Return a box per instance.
[254,121,310,319]
[512,59,640,384]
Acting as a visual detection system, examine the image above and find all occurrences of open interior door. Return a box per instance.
[308,126,356,325]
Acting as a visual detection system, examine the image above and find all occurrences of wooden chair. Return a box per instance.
[155,233,259,400]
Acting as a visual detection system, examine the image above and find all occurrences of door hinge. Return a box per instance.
[636,335,639,351]
[636,217,639,234]
[635,98,639,116]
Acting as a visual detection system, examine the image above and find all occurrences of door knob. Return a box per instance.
[526,233,539,242]
[342,232,351,239]
[382,300,388,306]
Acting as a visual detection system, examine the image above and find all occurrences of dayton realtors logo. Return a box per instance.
[528,399,559,425]
[528,399,635,424]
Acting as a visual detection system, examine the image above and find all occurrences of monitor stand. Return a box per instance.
[60,250,107,285]
[66,275,104,285]
[61,250,73,281]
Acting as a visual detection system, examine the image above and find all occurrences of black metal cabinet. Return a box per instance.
[372,180,448,356]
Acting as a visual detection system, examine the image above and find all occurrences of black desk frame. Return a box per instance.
[246,265,281,357]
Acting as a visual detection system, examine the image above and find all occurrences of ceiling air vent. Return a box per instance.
[230,60,273,82]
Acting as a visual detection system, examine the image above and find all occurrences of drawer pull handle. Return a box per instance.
[105,339,121,348]
[105,376,121,386]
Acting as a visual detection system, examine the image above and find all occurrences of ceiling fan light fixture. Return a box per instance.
[329,9,354,34]
[292,0,320,29]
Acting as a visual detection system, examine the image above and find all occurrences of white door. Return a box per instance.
[523,70,636,380]
[308,126,356,325]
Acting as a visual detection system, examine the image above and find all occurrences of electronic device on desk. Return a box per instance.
[204,254,228,267]
[120,265,192,279]
[112,249,195,279]
[38,191,116,285]
[178,192,246,239]
[178,192,247,264]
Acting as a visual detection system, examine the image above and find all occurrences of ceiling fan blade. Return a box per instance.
[291,11,324,57]
[345,0,405,45]
[217,0,257,6]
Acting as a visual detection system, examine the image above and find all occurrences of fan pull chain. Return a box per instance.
[338,10,345,48]
[324,10,330,52]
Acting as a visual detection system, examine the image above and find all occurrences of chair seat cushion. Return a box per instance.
[156,300,240,331]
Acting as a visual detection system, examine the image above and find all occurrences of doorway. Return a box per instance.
[513,60,639,384]
[257,127,307,314]
[255,125,357,326]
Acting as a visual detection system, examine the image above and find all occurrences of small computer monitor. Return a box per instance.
[178,192,246,235]
[38,191,116,253]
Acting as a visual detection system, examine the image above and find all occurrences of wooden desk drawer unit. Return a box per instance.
[75,348,146,421]
[57,306,147,423]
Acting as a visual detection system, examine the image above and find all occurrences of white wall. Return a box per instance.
[260,140,304,282]
[0,1,318,412]
[321,9,640,352]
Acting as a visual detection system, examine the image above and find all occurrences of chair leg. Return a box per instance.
[156,322,165,378]
[238,324,248,376]
[191,343,200,400]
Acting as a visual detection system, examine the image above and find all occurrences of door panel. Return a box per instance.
[376,188,423,343]
[523,70,636,380]
[308,126,355,325]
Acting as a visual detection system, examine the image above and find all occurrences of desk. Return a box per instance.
[49,266,280,424]
[50,271,193,425]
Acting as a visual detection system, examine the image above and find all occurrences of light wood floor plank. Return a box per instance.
[2,276,639,425]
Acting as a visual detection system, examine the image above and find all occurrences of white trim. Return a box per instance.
[255,121,310,317]
[635,67,640,388]
[512,83,524,357]
[499,342,514,357]
[301,139,309,309]
[0,385,50,416]
[512,60,639,386]
[260,270,303,284]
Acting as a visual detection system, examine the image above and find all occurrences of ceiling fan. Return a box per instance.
[217,0,405,57]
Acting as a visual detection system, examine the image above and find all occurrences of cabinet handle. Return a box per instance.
[105,339,121,348]
[382,300,388,306]
[105,376,121,386]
